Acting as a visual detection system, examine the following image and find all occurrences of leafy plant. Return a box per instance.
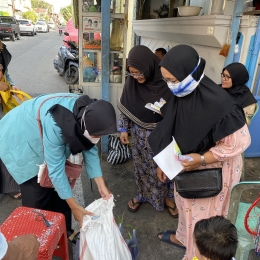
[60,5,72,22]
[117,212,125,225]
[22,10,38,22]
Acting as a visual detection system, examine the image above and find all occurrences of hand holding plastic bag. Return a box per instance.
[80,195,132,260]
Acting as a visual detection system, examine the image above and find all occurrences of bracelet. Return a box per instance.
[200,154,206,166]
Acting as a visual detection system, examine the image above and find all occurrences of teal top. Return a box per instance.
[0,93,102,199]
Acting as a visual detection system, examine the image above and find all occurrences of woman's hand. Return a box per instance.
[156,166,167,182]
[71,205,94,228]
[181,153,202,171]
[0,82,9,91]
[94,176,111,200]
[66,197,94,228]
[120,132,129,144]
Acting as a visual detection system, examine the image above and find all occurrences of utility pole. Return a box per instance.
[11,0,15,16]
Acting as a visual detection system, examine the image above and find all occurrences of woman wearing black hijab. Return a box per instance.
[0,93,117,232]
[221,62,257,125]
[148,45,250,259]
[117,45,178,217]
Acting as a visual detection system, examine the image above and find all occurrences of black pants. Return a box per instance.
[0,159,20,194]
[20,176,72,232]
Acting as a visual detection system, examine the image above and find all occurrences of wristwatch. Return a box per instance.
[200,154,206,166]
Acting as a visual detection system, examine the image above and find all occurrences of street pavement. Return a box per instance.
[0,30,260,260]
[4,29,68,96]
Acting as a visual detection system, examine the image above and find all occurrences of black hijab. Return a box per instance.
[148,45,246,155]
[48,95,117,155]
[118,45,172,130]
[0,42,12,74]
[222,63,256,108]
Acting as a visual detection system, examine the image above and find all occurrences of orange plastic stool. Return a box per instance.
[0,206,69,260]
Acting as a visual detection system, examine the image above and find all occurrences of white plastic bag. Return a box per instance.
[80,195,132,260]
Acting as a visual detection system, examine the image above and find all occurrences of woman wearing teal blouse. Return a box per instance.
[0,93,117,232]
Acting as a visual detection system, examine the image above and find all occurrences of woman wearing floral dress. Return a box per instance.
[148,45,251,259]
[117,45,178,217]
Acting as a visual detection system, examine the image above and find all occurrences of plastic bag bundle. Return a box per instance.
[80,196,132,260]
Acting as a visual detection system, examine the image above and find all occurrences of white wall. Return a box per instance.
[140,36,227,83]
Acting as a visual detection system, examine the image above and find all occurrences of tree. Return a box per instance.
[23,10,38,22]
[0,11,10,16]
[41,14,50,21]
[60,5,72,22]
[31,0,51,9]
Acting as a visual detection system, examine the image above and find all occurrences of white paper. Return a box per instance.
[153,137,183,180]
[145,103,161,114]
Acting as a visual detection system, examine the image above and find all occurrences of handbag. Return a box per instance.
[175,168,223,199]
[39,160,82,189]
[36,95,82,189]
[107,135,131,165]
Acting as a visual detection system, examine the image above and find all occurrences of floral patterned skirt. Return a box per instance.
[131,123,174,211]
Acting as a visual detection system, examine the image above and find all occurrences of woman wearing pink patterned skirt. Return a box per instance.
[148,45,251,260]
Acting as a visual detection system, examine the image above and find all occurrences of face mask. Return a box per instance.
[167,57,204,97]
[83,129,100,144]
[81,108,100,144]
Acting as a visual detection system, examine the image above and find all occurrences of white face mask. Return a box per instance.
[81,108,100,144]
[83,129,100,144]
[167,57,204,97]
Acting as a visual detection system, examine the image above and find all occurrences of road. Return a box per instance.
[4,30,69,96]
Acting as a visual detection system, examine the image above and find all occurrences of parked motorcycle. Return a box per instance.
[53,32,79,84]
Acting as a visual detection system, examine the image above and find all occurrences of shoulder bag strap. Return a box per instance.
[36,95,78,139]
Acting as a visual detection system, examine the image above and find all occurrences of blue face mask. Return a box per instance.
[167,57,204,97]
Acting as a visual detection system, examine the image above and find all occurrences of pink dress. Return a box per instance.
[175,124,251,260]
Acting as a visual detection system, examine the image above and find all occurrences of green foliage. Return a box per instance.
[22,10,38,22]
[0,11,10,16]
[117,212,125,224]
[31,0,51,9]
[126,224,139,231]
[60,5,72,22]
[41,14,49,21]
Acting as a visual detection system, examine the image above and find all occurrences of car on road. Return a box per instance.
[18,19,36,36]
[0,16,21,41]
[48,22,55,30]
[35,20,49,33]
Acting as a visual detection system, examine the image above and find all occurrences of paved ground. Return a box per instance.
[1,156,260,260]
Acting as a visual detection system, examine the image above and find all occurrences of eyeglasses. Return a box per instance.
[32,210,51,228]
[126,71,144,78]
[221,73,231,81]
[162,77,179,84]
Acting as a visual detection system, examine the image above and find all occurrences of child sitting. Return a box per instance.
[193,216,238,260]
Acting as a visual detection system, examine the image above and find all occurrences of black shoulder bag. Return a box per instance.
[175,168,223,199]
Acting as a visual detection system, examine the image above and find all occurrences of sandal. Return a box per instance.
[7,192,22,200]
[165,200,179,218]
[165,205,179,218]
[157,230,186,249]
[68,230,80,245]
[127,198,142,213]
